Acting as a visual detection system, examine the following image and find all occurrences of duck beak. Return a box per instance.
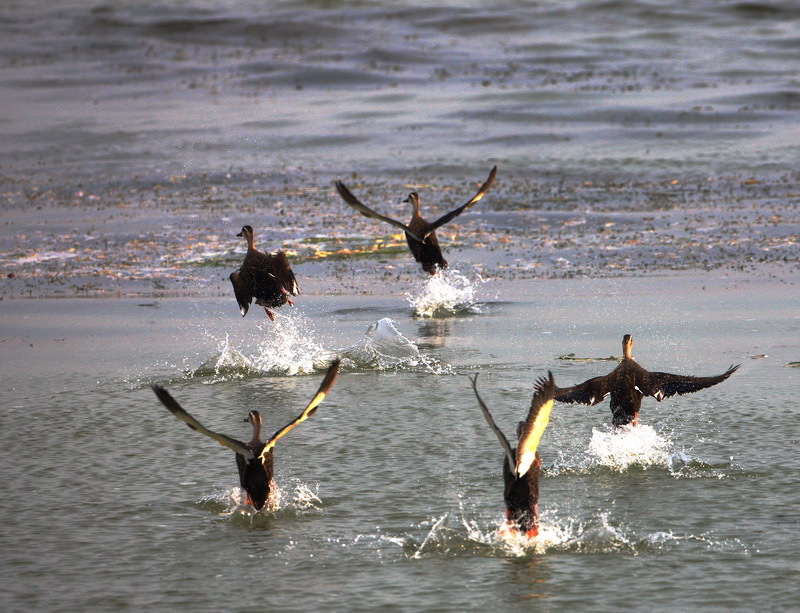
[236,231,243,237]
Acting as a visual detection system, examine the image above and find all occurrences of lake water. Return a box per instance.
[1,1,799,611]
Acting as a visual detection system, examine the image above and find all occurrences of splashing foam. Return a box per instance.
[194,315,447,380]
[340,318,451,373]
[249,314,331,375]
[406,268,483,318]
[587,424,673,471]
[193,313,333,380]
[201,480,323,518]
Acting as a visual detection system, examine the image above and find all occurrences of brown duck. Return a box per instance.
[334,166,497,275]
[470,371,556,538]
[152,359,340,510]
[229,225,299,321]
[554,335,739,427]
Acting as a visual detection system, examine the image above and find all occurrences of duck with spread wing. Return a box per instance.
[152,359,340,510]
[470,371,556,538]
[554,334,739,427]
[335,166,497,275]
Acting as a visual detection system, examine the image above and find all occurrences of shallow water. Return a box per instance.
[1,1,799,611]
[1,0,799,297]
[1,276,799,611]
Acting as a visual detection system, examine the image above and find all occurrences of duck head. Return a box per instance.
[402,192,422,216]
[236,225,254,239]
[243,410,263,444]
[622,334,633,360]
[237,225,256,249]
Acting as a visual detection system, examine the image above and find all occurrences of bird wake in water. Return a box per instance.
[586,424,676,471]
[406,269,484,318]
[192,314,329,380]
[192,316,448,381]
[339,318,452,373]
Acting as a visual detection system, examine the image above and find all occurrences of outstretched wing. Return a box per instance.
[515,371,555,478]
[270,251,300,296]
[554,374,613,406]
[643,364,740,401]
[258,359,341,460]
[427,166,497,236]
[469,373,516,472]
[151,385,253,459]
[334,180,424,242]
[229,271,251,316]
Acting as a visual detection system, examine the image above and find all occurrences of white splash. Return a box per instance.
[193,313,332,380]
[214,333,251,372]
[587,424,673,471]
[340,318,450,373]
[406,268,483,318]
[290,482,323,509]
[413,513,450,559]
[249,313,330,376]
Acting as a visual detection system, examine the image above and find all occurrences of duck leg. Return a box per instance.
[264,308,276,321]
[279,287,295,307]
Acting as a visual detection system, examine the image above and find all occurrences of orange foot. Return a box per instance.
[265,308,276,321]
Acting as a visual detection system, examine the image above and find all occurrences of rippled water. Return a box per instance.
[2,0,799,298]
[2,0,799,180]
[1,1,799,611]
[2,278,799,611]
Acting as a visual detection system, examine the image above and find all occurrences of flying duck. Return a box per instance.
[334,166,497,275]
[554,334,740,427]
[151,359,340,511]
[229,225,299,321]
[470,371,556,538]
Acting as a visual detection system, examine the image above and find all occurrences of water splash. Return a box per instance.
[586,424,675,471]
[339,318,452,374]
[191,315,448,380]
[406,268,484,318]
[412,513,450,559]
[192,313,333,381]
[248,314,331,376]
[198,480,323,518]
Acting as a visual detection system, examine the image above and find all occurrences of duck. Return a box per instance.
[554,334,740,427]
[334,166,497,275]
[229,225,299,321]
[470,371,556,538]
[151,359,340,511]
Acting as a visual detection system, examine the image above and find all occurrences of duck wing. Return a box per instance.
[229,271,252,316]
[554,373,614,406]
[642,364,740,401]
[270,251,300,296]
[151,385,254,460]
[258,359,340,461]
[334,180,424,242]
[469,373,517,473]
[515,371,555,478]
[425,166,497,238]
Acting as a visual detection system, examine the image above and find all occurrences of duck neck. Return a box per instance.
[409,194,421,218]
[248,416,262,446]
[245,233,256,251]
[622,335,633,360]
